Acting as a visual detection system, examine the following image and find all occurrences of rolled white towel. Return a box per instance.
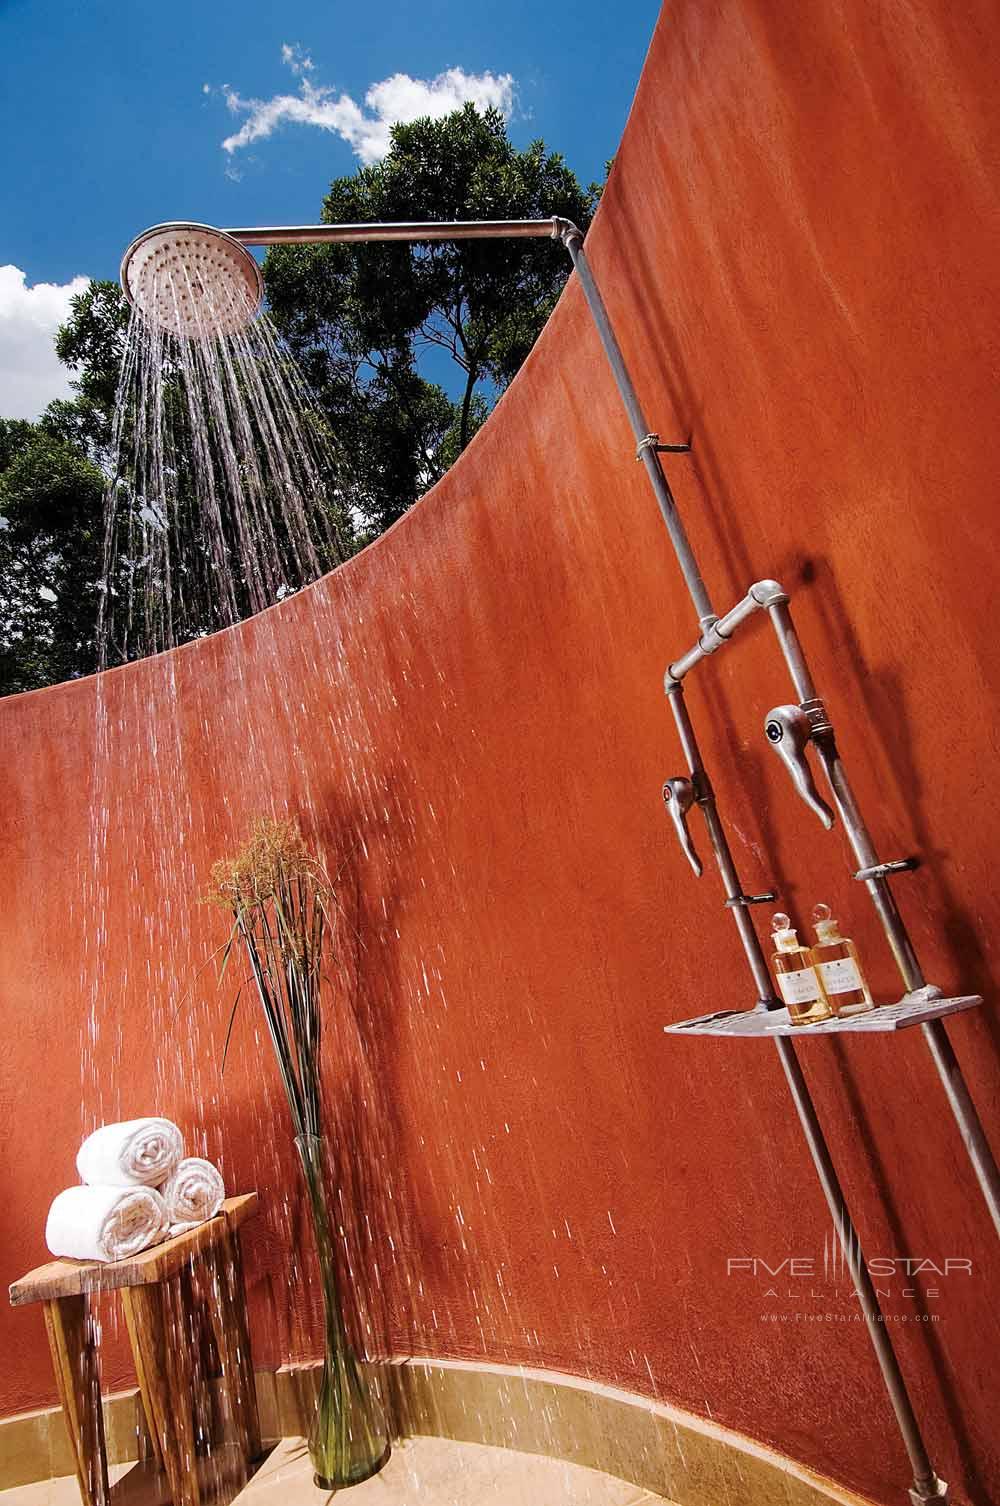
[45,1185,169,1263]
[77,1118,183,1187]
[162,1158,225,1233]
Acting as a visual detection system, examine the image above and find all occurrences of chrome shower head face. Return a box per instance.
[120,222,263,339]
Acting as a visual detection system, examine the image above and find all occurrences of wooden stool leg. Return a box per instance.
[121,1287,165,1472]
[202,1243,250,1475]
[218,1230,262,1462]
[181,1264,215,1456]
[43,1295,109,1506]
[163,1271,203,1506]
[122,1281,201,1506]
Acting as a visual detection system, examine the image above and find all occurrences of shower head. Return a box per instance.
[120,222,263,338]
[120,215,572,337]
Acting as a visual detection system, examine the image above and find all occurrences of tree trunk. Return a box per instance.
[459,364,479,452]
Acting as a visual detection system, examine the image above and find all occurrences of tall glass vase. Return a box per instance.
[294,1135,391,1488]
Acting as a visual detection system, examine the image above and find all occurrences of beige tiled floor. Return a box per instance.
[0,1437,675,1505]
[0,1460,137,1506]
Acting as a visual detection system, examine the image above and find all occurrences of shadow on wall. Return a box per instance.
[608,110,1000,1094]
[5,5,1000,1504]
[807,555,1000,1018]
[194,775,420,1375]
[316,778,420,1364]
[593,62,1000,1502]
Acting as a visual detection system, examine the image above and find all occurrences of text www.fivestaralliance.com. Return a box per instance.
[761,1312,940,1323]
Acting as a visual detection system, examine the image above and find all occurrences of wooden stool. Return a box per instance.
[9,1193,262,1506]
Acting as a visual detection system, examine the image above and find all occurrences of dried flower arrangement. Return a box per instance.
[207,816,390,1488]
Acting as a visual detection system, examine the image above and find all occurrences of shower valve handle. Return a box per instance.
[764,705,835,830]
[662,777,703,877]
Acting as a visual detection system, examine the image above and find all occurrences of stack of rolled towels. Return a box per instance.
[45,1118,226,1263]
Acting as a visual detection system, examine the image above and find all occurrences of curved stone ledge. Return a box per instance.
[391,1360,881,1506]
[1,1357,879,1505]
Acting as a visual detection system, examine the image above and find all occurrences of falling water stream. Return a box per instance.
[71,259,672,1498]
[78,270,391,1487]
[98,271,344,669]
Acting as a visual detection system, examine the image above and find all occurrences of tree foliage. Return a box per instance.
[0,416,106,693]
[264,104,598,536]
[0,105,599,694]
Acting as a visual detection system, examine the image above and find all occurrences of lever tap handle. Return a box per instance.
[763,705,835,830]
[662,777,703,876]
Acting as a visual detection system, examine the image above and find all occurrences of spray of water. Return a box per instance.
[78,262,358,1432]
[98,263,347,669]
[74,249,669,1488]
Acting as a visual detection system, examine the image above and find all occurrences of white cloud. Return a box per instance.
[220,49,515,166]
[280,43,314,77]
[0,267,90,421]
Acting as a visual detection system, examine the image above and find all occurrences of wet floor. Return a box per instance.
[0,1436,674,1506]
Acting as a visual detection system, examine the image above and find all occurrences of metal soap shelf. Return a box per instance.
[666,993,982,1038]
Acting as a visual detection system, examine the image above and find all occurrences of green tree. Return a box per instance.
[264,104,598,536]
[0,105,598,692]
[0,281,141,694]
[52,279,131,455]
[0,418,106,694]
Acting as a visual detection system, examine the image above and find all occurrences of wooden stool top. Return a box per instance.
[9,1194,258,1307]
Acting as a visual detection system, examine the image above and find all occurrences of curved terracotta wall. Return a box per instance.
[2,2,999,1501]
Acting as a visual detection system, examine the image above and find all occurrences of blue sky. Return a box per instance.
[0,0,659,418]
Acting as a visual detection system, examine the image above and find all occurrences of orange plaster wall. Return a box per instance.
[2,3,999,1501]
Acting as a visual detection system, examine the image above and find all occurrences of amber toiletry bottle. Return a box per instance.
[809,904,875,1016]
[770,913,832,1025]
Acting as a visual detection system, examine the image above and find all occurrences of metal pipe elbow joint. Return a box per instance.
[749,579,789,609]
[552,217,584,250]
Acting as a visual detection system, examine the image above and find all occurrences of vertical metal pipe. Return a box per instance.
[765,597,929,984]
[552,221,961,1490]
[762,598,819,702]
[775,1036,946,1504]
[814,743,927,989]
[764,600,925,981]
[920,1020,1000,1238]
[561,232,717,629]
[765,598,1000,1237]
[669,648,951,1496]
[666,683,778,1006]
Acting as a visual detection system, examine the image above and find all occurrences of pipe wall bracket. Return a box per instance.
[854,858,921,882]
[908,1476,949,1505]
[636,432,691,461]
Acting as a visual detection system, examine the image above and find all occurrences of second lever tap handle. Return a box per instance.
[763,704,836,830]
[662,777,703,876]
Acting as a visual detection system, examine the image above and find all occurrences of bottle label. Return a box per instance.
[776,966,822,1005]
[817,957,863,994]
